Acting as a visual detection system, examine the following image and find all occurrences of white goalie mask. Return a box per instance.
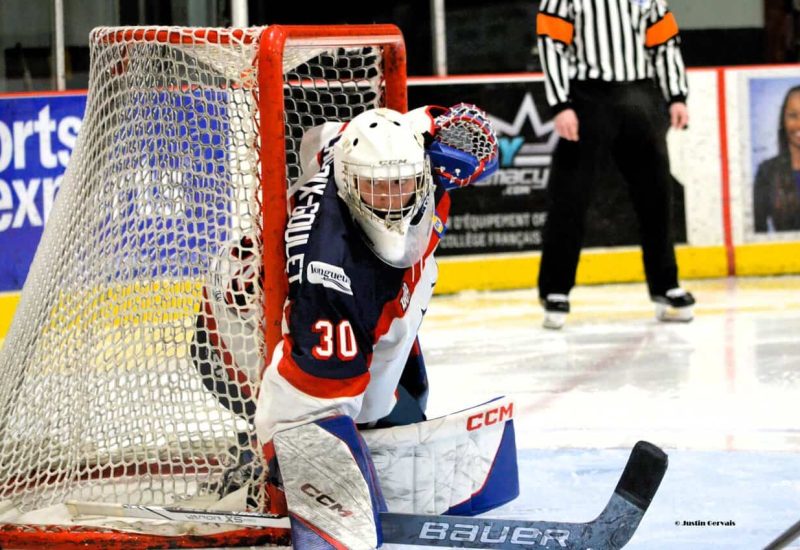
[333,108,434,268]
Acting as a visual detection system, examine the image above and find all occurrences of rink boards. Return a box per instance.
[3,65,800,336]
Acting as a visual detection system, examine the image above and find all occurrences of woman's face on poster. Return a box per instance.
[784,91,800,150]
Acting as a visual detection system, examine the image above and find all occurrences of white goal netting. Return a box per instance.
[0,26,395,517]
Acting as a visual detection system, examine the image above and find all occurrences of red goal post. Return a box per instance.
[0,24,406,549]
[258,25,407,358]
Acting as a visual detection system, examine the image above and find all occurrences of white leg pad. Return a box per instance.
[361,396,519,516]
[273,416,385,549]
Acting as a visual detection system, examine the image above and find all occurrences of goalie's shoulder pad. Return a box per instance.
[403,105,448,141]
[361,396,518,516]
[297,121,345,181]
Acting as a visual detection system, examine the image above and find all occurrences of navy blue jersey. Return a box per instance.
[256,137,451,439]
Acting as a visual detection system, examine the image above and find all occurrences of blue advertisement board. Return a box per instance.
[0,93,86,291]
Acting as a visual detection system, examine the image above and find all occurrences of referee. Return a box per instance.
[536,0,695,329]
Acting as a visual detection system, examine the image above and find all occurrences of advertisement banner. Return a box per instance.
[408,79,687,257]
[410,80,551,256]
[0,93,86,291]
[747,74,800,238]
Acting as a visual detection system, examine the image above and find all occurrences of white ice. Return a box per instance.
[418,275,800,549]
[1,275,797,548]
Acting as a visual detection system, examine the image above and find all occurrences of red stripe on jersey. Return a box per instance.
[277,337,371,399]
[436,188,452,223]
[372,261,423,343]
[200,288,254,399]
[372,191,451,343]
[411,337,422,357]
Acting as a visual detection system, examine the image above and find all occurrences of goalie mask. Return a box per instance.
[333,108,434,268]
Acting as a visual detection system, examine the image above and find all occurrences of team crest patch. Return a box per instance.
[307,261,353,295]
[432,214,446,238]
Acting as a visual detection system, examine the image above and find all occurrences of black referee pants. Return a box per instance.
[538,80,680,299]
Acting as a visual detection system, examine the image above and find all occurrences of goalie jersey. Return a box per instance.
[255,125,452,443]
[193,106,516,521]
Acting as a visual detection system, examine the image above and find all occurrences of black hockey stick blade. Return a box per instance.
[763,518,800,550]
[380,440,668,549]
[614,441,668,510]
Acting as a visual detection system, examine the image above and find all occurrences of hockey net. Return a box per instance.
[0,25,405,548]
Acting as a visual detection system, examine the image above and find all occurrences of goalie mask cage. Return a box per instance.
[0,24,406,548]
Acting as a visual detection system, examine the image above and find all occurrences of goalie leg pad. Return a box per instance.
[272,416,387,550]
[361,396,518,516]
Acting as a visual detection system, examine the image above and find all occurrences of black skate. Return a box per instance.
[651,288,695,322]
[541,293,570,329]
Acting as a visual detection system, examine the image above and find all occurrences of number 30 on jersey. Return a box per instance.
[311,319,358,361]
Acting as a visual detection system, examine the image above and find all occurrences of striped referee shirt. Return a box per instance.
[537,0,688,113]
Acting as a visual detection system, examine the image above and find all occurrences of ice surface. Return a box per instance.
[1,276,797,548]
[416,276,800,549]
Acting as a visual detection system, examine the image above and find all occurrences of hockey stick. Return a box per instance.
[69,441,666,549]
[66,501,290,528]
[764,518,800,550]
[382,440,666,549]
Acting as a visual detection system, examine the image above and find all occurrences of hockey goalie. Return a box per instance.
[192,104,517,548]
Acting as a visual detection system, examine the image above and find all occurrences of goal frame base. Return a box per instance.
[0,524,290,550]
